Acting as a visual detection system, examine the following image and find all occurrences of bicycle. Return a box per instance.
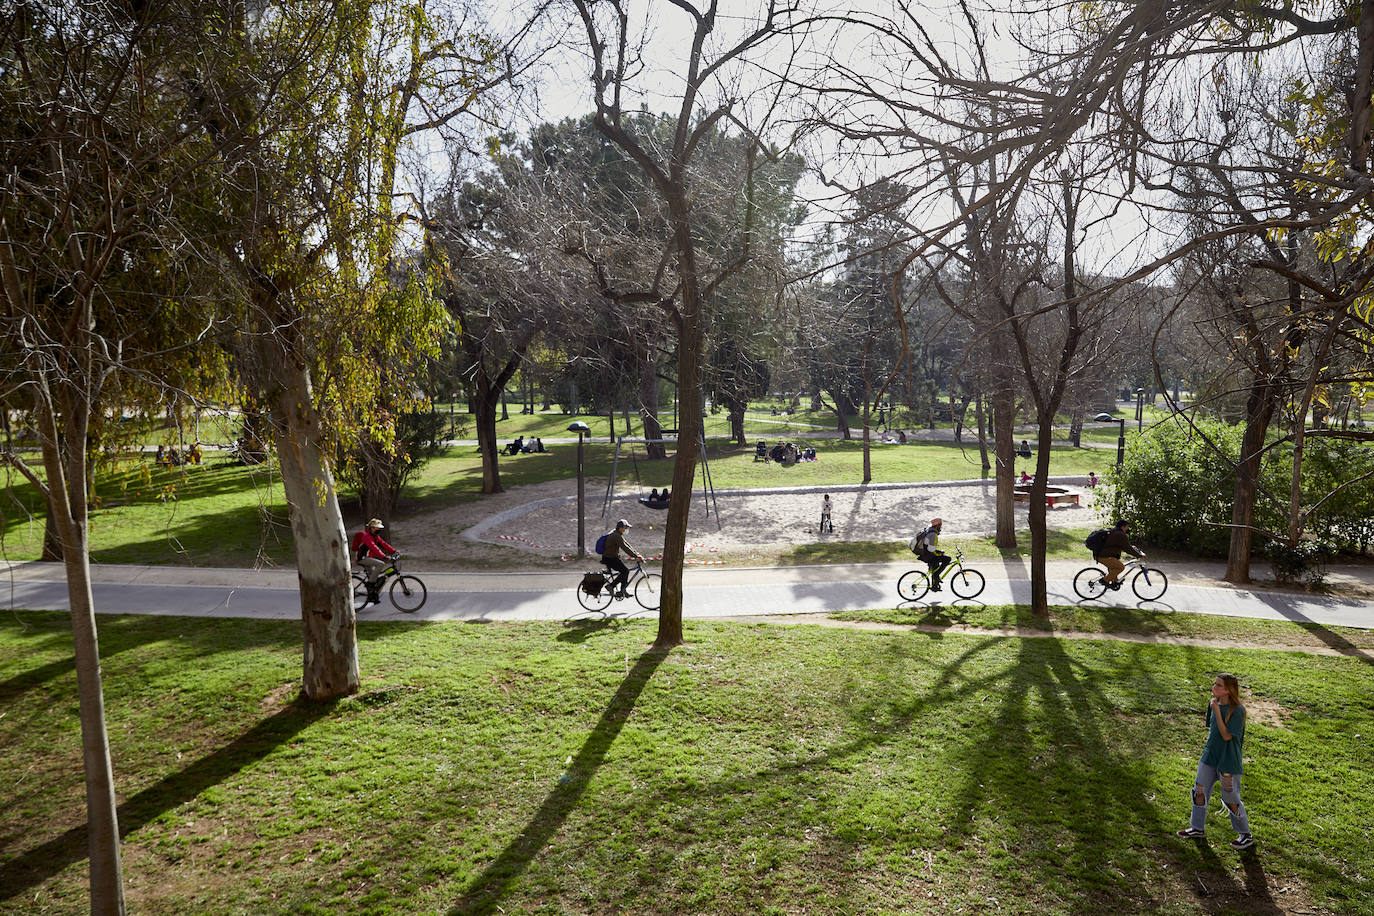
[577,561,661,612]
[1073,556,1168,601]
[352,555,428,612]
[897,547,986,601]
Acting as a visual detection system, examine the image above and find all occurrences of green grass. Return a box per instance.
[1,612,1370,915]
[1,458,295,568]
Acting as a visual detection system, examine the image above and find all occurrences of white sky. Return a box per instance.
[456,1,1330,283]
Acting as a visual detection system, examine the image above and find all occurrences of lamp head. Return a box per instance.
[1093,412,1116,422]
[567,421,590,433]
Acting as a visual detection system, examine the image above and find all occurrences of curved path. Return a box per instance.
[3,559,1371,630]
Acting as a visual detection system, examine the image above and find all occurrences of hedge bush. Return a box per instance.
[1102,417,1374,558]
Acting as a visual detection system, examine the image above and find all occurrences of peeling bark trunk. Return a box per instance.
[264,361,358,700]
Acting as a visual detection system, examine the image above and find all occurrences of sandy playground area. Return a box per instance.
[395,477,1102,567]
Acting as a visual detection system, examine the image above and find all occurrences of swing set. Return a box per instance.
[601,432,722,529]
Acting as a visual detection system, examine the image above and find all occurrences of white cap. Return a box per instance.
[617,519,631,528]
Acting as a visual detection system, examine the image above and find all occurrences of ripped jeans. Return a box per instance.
[1189,761,1251,834]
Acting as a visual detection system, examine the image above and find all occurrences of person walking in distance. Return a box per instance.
[1177,673,1255,850]
[910,518,951,591]
[820,494,834,533]
[599,519,645,599]
[1095,519,1145,590]
[351,518,397,604]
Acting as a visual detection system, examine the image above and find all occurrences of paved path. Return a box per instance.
[4,560,1371,630]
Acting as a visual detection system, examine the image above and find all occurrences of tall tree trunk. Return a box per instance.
[974,393,991,471]
[992,385,1017,547]
[953,393,972,443]
[861,366,873,484]
[1224,377,1277,583]
[639,360,666,458]
[1069,409,1083,448]
[1027,426,1053,618]
[657,194,706,650]
[474,373,503,495]
[42,511,63,561]
[727,401,746,446]
[829,388,854,440]
[263,356,358,700]
[35,390,126,916]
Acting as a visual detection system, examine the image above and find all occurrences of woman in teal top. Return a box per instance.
[1177,674,1255,849]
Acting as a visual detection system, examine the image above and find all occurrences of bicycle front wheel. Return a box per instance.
[634,573,662,611]
[577,579,613,612]
[351,574,371,612]
[897,569,931,601]
[1131,567,1168,601]
[389,575,427,612]
[1073,568,1108,600]
[949,568,986,599]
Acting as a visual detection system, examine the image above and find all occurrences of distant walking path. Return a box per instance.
[4,559,1371,631]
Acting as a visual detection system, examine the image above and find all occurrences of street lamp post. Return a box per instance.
[1135,388,1145,430]
[568,421,590,556]
[1094,412,1126,468]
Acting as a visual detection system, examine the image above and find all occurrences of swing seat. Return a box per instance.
[638,496,670,510]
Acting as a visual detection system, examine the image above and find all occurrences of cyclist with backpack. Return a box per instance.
[909,518,951,591]
[1087,520,1145,590]
[598,519,645,599]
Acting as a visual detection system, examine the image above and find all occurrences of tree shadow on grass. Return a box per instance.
[448,646,669,915]
[0,696,330,903]
[937,636,1291,913]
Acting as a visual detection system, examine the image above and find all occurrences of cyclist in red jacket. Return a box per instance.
[351,518,397,593]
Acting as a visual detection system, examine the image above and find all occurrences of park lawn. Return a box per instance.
[1,612,1370,916]
[1,438,1104,568]
[0,458,296,568]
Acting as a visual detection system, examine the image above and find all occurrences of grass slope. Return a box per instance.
[1,612,1369,915]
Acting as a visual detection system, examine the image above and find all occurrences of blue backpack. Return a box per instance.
[594,532,610,555]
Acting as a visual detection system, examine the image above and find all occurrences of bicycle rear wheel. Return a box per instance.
[634,573,662,611]
[897,569,931,601]
[389,575,427,612]
[1073,567,1108,600]
[1131,567,1168,601]
[949,568,986,599]
[577,577,613,612]
[351,574,371,612]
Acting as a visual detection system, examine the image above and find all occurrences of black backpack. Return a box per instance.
[1084,528,1109,554]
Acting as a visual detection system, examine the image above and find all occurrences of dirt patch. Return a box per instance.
[1244,697,1292,728]
[389,479,1098,569]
